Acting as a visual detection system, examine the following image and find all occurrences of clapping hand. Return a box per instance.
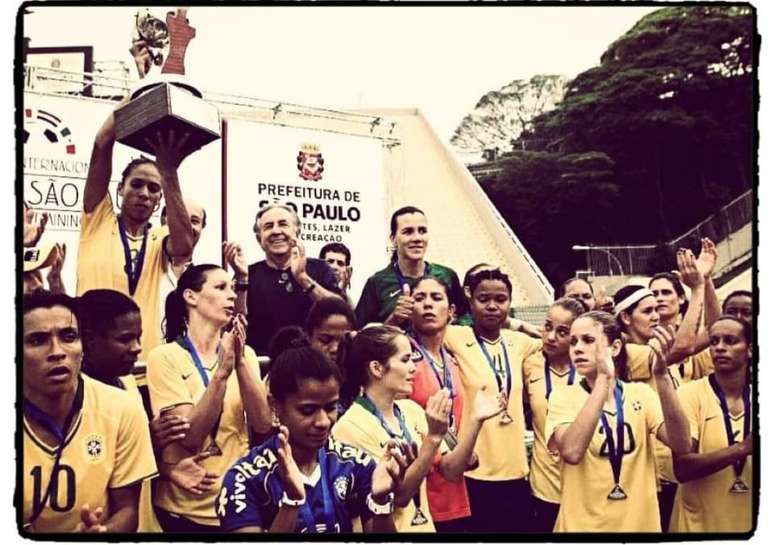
[676,248,704,289]
[169,451,220,495]
[472,384,507,423]
[223,241,248,279]
[24,205,48,247]
[696,238,718,279]
[425,389,451,439]
[648,324,676,376]
[276,425,305,503]
[371,439,412,500]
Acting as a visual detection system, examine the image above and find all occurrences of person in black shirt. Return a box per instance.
[225,204,342,356]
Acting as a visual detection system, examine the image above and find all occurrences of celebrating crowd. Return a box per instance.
[20,47,754,537]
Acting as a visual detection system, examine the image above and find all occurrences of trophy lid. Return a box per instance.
[130,73,202,100]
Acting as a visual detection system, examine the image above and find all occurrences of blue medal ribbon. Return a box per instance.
[355,394,412,443]
[392,261,430,292]
[544,353,575,400]
[709,373,751,479]
[598,380,626,492]
[117,216,148,296]
[474,331,511,399]
[410,336,456,430]
[296,447,338,533]
[179,335,224,453]
[23,377,84,527]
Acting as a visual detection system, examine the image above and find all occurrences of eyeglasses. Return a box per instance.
[279,271,294,293]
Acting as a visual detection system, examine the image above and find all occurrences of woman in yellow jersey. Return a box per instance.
[147,264,272,532]
[546,311,691,532]
[671,316,753,533]
[616,248,719,530]
[408,277,507,532]
[444,268,543,532]
[523,297,585,532]
[79,289,223,532]
[333,325,451,532]
[22,291,157,533]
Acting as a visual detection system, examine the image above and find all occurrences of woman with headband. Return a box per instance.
[545,311,691,532]
[671,316,753,532]
[407,276,507,531]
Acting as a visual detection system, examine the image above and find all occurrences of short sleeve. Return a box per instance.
[80,192,115,240]
[110,397,158,488]
[639,383,665,435]
[147,346,192,416]
[332,417,382,460]
[690,349,714,380]
[217,464,268,532]
[520,333,543,360]
[626,343,655,382]
[545,386,577,447]
[677,382,701,442]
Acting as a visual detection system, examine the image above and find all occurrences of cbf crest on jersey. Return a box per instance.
[84,434,104,462]
[333,475,350,501]
[297,143,324,181]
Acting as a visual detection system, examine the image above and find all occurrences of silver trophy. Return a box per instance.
[114,8,220,160]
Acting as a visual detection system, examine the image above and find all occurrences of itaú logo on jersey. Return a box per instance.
[297,143,324,181]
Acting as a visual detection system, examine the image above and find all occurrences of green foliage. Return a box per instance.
[490,5,754,286]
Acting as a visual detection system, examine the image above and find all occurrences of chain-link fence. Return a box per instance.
[581,189,752,277]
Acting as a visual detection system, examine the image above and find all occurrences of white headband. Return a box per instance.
[613,288,654,317]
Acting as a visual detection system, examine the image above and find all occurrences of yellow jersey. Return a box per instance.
[146,341,262,526]
[444,325,542,481]
[77,193,168,361]
[22,375,157,533]
[332,399,436,532]
[118,374,162,533]
[546,380,664,532]
[523,352,575,503]
[669,376,752,533]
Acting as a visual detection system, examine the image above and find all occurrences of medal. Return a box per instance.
[730,476,750,493]
[597,380,627,502]
[411,505,429,526]
[709,374,751,494]
[411,336,457,433]
[607,483,627,500]
[475,332,513,426]
[117,216,148,296]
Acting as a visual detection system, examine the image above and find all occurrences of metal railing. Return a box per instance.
[579,189,753,277]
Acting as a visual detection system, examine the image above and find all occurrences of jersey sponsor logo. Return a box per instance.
[389,289,401,298]
[181,372,193,381]
[528,377,542,384]
[85,434,104,462]
[217,474,248,517]
[330,440,372,467]
[333,475,350,501]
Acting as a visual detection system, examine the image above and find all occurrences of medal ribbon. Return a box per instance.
[118,216,148,296]
[474,332,511,400]
[355,394,412,443]
[297,446,337,533]
[392,261,430,292]
[709,373,751,479]
[23,377,84,527]
[180,335,223,451]
[411,337,456,431]
[544,354,575,400]
[598,380,625,490]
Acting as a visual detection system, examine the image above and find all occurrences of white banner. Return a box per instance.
[223,118,388,299]
[22,92,224,295]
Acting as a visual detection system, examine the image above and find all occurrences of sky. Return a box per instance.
[20,5,661,141]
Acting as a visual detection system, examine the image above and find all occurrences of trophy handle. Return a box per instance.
[161,8,196,76]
